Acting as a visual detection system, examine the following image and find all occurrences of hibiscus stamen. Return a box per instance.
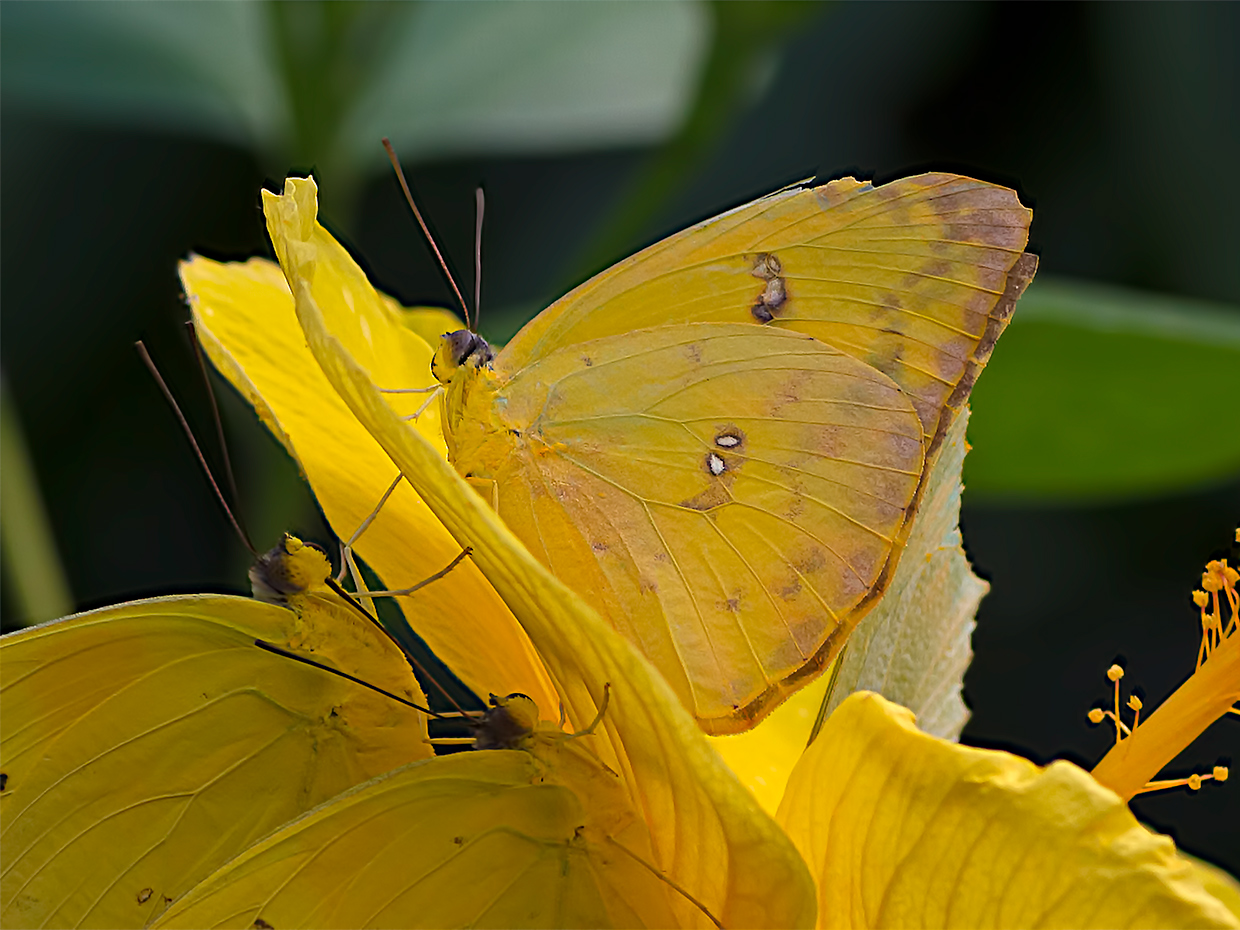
[1138,765,1230,795]
[1088,528,1240,802]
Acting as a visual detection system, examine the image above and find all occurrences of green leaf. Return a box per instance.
[965,276,1240,502]
[343,1,709,169]
[1,1,288,150]
[3,0,709,184]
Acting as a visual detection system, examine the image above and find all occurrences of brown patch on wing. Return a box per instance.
[679,480,734,511]
[930,250,1038,462]
[750,251,790,322]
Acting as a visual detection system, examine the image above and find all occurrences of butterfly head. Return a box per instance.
[473,692,540,750]
[249,534,332,604]
[431,329,494,384]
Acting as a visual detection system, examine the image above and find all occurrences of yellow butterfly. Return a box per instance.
[0,536,433,928]
[430,173,1036,734]
[153,689,723,929]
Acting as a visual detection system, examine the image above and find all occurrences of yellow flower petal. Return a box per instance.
[777,692,1238,929]
[181,223,556,713]
[285,246,816,926]
[1183,854,1240,923]
[708,668,831,815]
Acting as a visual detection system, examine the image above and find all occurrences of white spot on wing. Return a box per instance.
[708,453,726,476]
[715,434,740,448]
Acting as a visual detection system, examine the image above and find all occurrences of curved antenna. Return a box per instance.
[185,322,247,545]
[382,138,472,330]
[473,186,485,333]
[136,341,256,556]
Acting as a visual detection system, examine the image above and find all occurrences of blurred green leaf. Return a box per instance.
[2,0,709,191]
[1,376,74,626]
[965,276,1240,502]
[342,1,709,169]
[0,1,289,150]
[569,0,824,282]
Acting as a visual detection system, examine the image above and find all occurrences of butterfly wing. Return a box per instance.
[0,594,430,928]
[155,749,681,929]
[498,173,1035,457]
[450,323,923,731]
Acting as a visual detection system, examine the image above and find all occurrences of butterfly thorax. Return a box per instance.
[439,351,515,480]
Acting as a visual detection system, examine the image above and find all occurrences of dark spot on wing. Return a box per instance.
[591,541,608,553]
[581,356,593,367]
[0,772,8,792]
[750,251,789,322]
[454,836,465,846]
[721,597,740,613]
[136,889,153,905]
[253,920,275,930]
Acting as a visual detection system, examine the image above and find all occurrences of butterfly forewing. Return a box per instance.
[499,173,1033,457]
[465,324,923,730]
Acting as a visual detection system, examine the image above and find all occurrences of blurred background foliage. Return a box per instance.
[1,0,1237,872]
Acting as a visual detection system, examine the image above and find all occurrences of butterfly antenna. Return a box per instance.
[473,186,485,332]
[253,638,450,720]
[603,837,725,930]
[323,570,474,718]
[136,341,256,556]
[184,321,248,545]
[382,138,472,330]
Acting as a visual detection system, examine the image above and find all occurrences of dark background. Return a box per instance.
[3,2,1238,873]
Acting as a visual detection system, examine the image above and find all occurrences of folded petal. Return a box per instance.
[777,692,1238,929]
[182,197,556,713]
[286,249,817,927]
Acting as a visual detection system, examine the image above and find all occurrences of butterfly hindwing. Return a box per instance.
[155,746,681,929]
[0,594,429,928]
[453,324,924,730]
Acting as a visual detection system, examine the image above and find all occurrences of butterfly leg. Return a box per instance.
[399,386,443,421]
[465,476,499,511]
[333,470,407,615]
[566,682,612,740]
[357,547,473,597]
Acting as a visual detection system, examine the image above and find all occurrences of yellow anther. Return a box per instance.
[1107,664,1124,681]
[1215,766,1229,782]
[1188,773,1202,790]
[1087,708,1105,724]
[1193,590,1209,608]
[1126,695,1142,711]
[1202,572,1222,593]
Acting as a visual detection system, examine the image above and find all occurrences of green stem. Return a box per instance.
[1,375,73,625]
[565,1,828,287]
